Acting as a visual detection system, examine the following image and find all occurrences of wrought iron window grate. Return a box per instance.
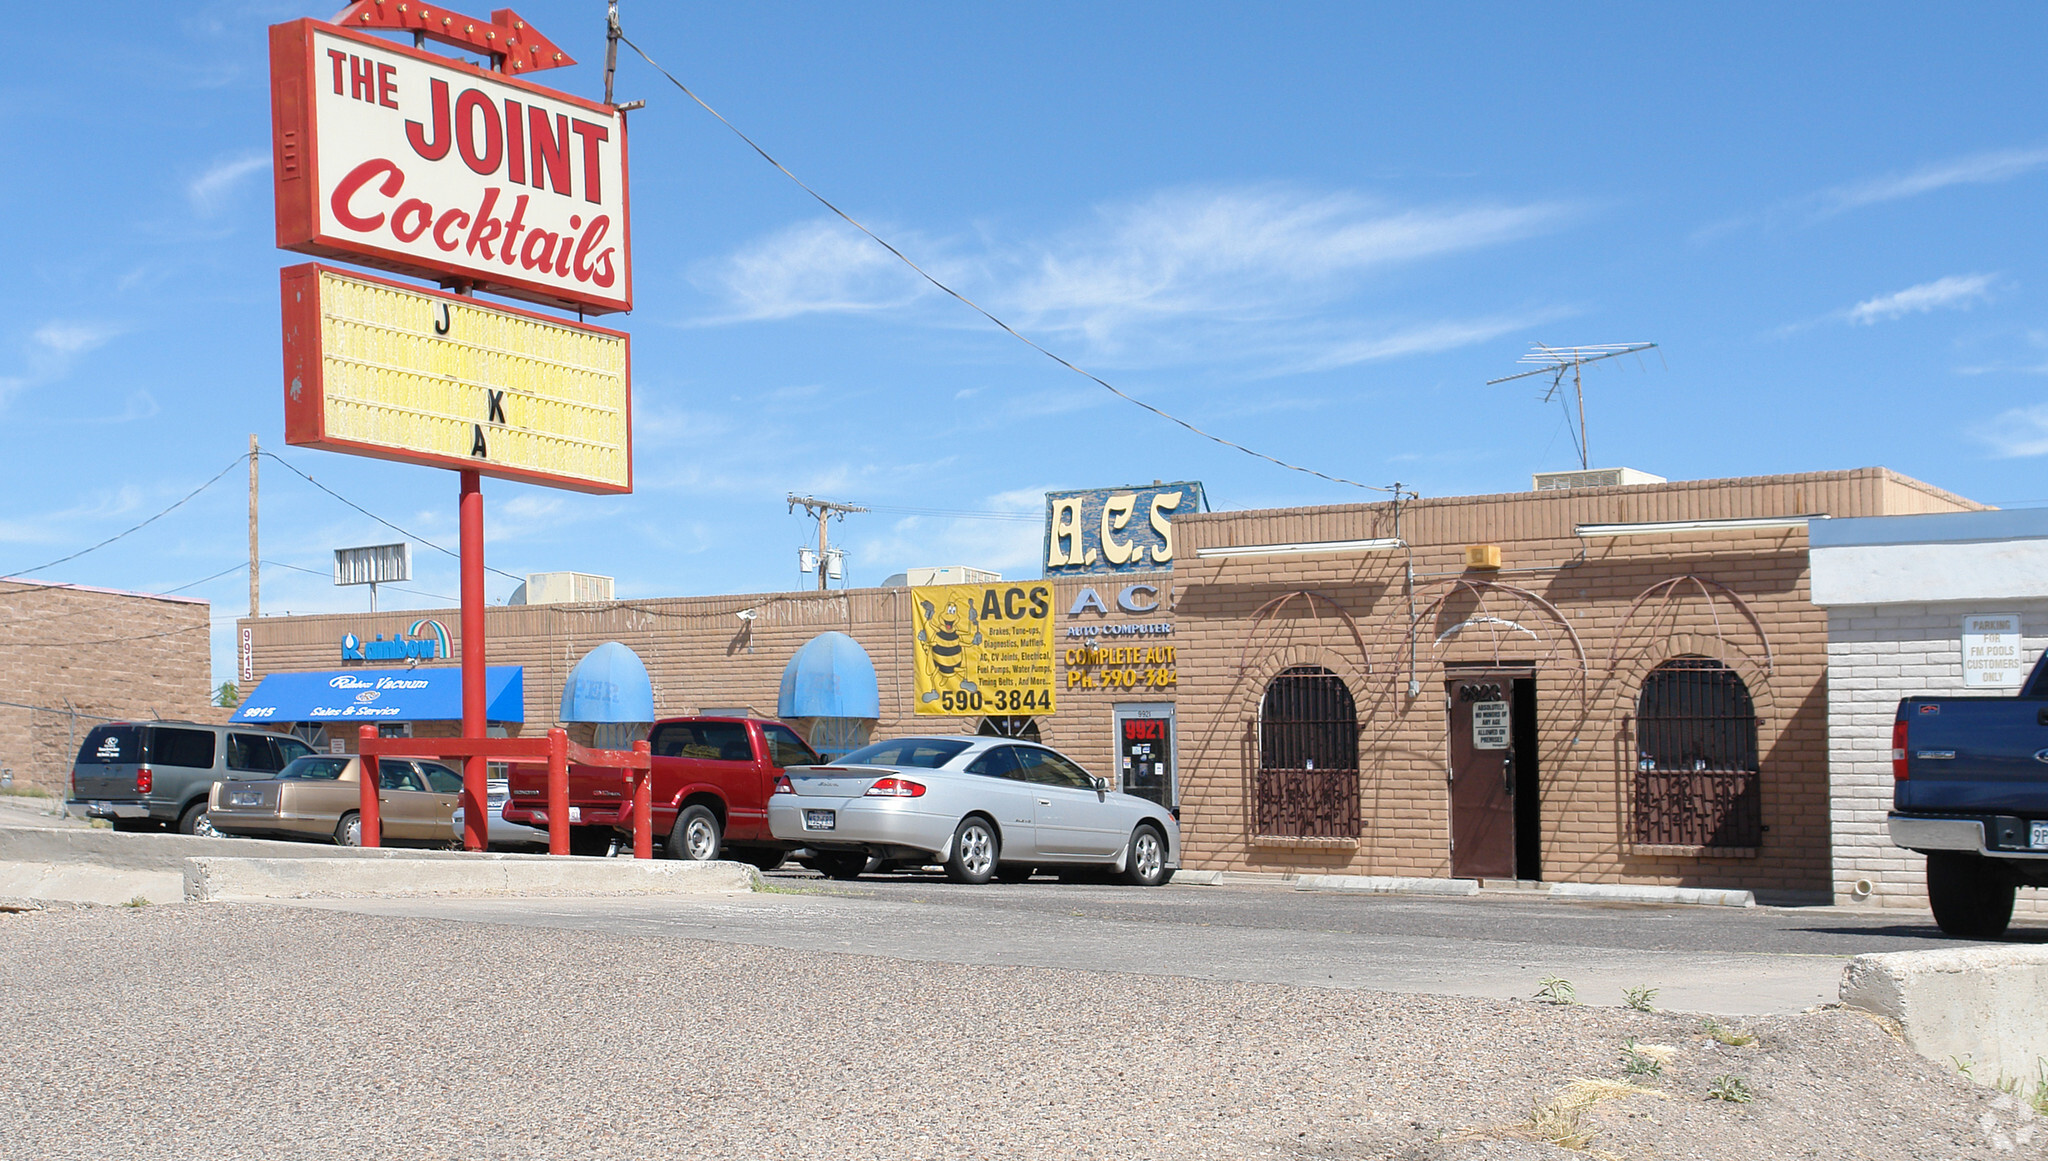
[1256,666,1359,838]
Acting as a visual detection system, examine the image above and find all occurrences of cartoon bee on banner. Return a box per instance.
[911,583,1056,716]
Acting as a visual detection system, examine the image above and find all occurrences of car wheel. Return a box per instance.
[334,811,363,848]
[1120,824,1171,887]
[994,864,1036,883]
[944,817,999,885]
[1926,851,2015,939]
[178,802,221,839]
[668,805,722,861]
[740,848,788,872]
[815,852,868,880]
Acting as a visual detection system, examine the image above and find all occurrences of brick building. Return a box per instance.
[238,571,1180,797]
[0,578,218,795]
[1167,467,1978,897]
[239,465,1984,898]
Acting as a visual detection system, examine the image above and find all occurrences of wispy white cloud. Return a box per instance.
[1975,403,2048,458]
[693,185,1575,373]
[33,321,120,355]
[1819,148,2048,216]
[1699,146,2048,242]
[1286,310,1575,374]
[1003,187,1571,346]
[689,219,939,323]
[187,153,269,215]
[1846,274,1998,325]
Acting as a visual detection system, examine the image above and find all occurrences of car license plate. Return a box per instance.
[568,806,583,824]
[2032,821,2048,851]
[90,800,112,814]
[803,809,836,831]
[228,791,261,806]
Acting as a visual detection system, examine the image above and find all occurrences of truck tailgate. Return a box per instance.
[1899,698,2048,813]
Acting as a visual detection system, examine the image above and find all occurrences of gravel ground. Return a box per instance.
[0,903,2038,1160]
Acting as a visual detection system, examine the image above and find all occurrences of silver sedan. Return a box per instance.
[767,735,1180,886]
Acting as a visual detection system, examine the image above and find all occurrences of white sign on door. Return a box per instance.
[1962,613,2026,688]
[1472,701,1511,750]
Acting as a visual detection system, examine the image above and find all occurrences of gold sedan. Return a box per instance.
[207,754,464,846]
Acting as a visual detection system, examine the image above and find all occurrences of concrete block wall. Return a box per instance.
[0,579,218,795]
[1827,601,2048,912]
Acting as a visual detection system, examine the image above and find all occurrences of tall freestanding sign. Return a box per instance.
[270,1,633,850]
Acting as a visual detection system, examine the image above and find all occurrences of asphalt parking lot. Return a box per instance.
[292,862,2035,1016]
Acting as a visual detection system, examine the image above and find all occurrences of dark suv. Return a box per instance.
[68,721,315,836]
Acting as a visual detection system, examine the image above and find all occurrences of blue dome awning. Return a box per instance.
[778,631,881,719]
[560,641,656,723]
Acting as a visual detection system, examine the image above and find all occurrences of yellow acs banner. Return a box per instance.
[911,583,1057,716]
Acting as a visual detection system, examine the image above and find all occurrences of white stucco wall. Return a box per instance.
[1827,601,2048,910]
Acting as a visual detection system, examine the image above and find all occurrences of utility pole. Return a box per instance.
[786,494,867,592]
[248,434,260,618]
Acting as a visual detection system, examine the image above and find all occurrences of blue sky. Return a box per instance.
[6,3,2048,687]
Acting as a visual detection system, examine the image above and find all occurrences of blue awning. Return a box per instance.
[230,667,525,724]
[778,631,880,719]
[559,642,655,723]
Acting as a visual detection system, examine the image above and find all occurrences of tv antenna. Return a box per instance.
[1488,342,1657,471]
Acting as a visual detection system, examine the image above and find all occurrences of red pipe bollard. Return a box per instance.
[357,725,381,848]
[547,727,569,856]
[633,739,653,859]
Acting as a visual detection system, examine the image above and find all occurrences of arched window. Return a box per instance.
[1255,666,1359,838]
[1632,657,1761,848]
[978,715,1041,741]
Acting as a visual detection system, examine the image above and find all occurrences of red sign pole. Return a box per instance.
[459,468,488,852]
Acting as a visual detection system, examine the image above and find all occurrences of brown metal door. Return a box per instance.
[1447,673,1521,879]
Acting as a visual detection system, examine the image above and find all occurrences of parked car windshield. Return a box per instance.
[279,756,351,781]
[839,738,971,768]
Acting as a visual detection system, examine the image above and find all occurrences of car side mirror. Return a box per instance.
[1093,776,1108,799]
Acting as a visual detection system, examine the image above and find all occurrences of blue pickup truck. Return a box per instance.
[1890,648,2048,938]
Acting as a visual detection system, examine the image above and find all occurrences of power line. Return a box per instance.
[258,451,524,583]
[0,454,245,580]
[862,504,1040,523]
[261,558,459,605]
[614,29,1398,496]
[161,562,248,595]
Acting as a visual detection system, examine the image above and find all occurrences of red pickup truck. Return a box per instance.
[505,716,821,866]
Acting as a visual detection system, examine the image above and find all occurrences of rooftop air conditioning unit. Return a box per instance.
[523,571,615,605]
[1532,467,1666,492]
[903,566,1001,586]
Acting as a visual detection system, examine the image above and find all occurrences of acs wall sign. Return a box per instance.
[270,14,630,314]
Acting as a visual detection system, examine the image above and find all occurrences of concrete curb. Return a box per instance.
[184,856,761,901]
[0,826,556,873]
[1548,882,1755,908]
[1841,945,2048,1085]
[1173,870,1225,886]
[1295,874,1480,897]
[0,861,184,907]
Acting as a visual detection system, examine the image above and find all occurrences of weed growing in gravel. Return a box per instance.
[123,896,149,908]
[0,784,53,798]
[1952,1055,1977,1082]
[1621,985,1659,1012]
[1706,1074,1754,1103]
[1526,1079,1666,1151]
[1535,976,1578,1005]
[1620,1039,1671,1077]
[1698,1017,1756,1047]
